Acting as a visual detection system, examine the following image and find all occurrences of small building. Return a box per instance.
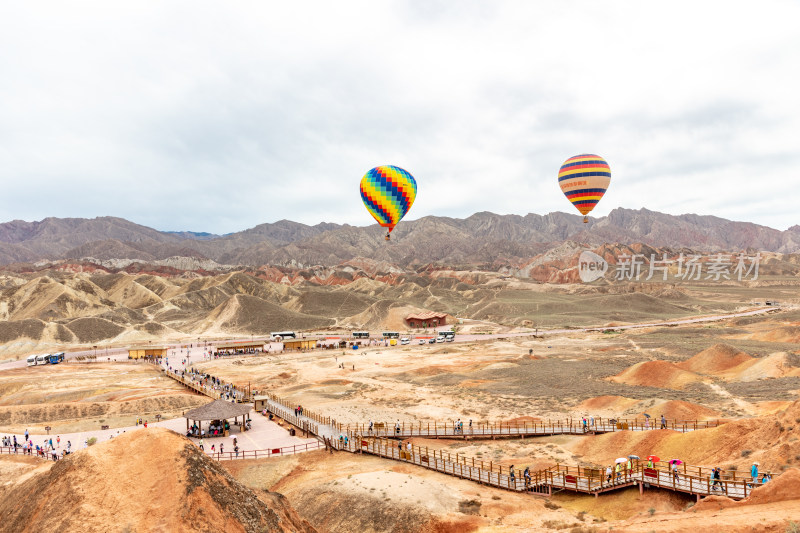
[253,395,271,412]
[405,311,449,329]
[215,341,266,355]
[283,339,318,351]
[128,346,168,359]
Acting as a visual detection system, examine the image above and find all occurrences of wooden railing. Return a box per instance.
[262,392,333,433]
[1,445,63,461]
[205,440,324,461]
[340,417,722,439]
[259,396,321,437]
[343,438,770,500]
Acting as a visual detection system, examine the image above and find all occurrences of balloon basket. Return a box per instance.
[583,216,588,224]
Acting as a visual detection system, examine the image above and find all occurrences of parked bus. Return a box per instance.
[271,331,296,340]
[382,332,400,339]
[441,331,456,339]
[26,355,37,366]
[49,352,65,364]
[352,331,370,339]
[35,354,50,365]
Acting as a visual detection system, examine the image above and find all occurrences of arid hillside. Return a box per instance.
[2,209,800,267]
[2,248,798,359]
[0,428,317,533]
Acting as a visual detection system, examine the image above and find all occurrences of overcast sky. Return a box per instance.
[1,2,798,234]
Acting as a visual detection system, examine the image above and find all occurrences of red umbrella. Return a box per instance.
[647,455,660,462]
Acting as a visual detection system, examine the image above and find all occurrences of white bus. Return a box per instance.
[26,355,37,366]
[35,354,50,365]
[382,332,400,339]
[352,331,370,339]
[270,331,296,340]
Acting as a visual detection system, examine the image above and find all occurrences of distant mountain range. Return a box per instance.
[0,209,798,268]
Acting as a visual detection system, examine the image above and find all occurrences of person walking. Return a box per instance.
[711,467,722,491]
[672,462,680,482]
[660,415,667,429]
[57,436,60,448]
[199,438,204,451]
[751,462,759,485]
[605,465,612,483]
[24,429,29,442]
[234,445,239,458]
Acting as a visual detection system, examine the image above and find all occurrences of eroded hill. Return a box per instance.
[0,428,317,533]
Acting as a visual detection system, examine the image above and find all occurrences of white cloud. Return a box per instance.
[0,1,798,233]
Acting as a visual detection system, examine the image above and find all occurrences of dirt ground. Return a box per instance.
[187,308,800,427]
[0,362,207,433]
[1,281,799,532]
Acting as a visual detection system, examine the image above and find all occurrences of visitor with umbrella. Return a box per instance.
[615,457,627,481]
[646,455,660,468]
[669,459,682,482]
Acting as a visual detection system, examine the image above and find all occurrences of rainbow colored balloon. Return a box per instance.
[360,165,417,240]
[558,154,611,223]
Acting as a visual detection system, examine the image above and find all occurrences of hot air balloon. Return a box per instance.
[558,154,610,223]
[360,165,417,241]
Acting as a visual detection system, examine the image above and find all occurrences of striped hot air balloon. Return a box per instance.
[360,165,417,240]
[558,154,611,223]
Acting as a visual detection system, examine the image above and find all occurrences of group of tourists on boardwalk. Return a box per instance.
[2,431,73,461]
[167,366,245,402]
[599,454,772,490]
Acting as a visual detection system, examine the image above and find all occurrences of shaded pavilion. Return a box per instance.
[184,399,253,436]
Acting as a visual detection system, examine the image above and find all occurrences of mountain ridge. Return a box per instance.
[1,208,797,267]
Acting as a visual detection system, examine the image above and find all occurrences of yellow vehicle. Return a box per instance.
[389,339,397,346]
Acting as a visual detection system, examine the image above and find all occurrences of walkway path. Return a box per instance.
[347,437,761,501]
[257,393,769,501]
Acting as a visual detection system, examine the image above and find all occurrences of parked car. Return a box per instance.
[436,336,445,343]
[428,338,436,344]
[419,339,425,345]
[400,337,410,345]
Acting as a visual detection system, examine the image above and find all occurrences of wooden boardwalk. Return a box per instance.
[261,394,769,501]
[344,437,762,500]
[340,418,721,439]
[160,368,768,499]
